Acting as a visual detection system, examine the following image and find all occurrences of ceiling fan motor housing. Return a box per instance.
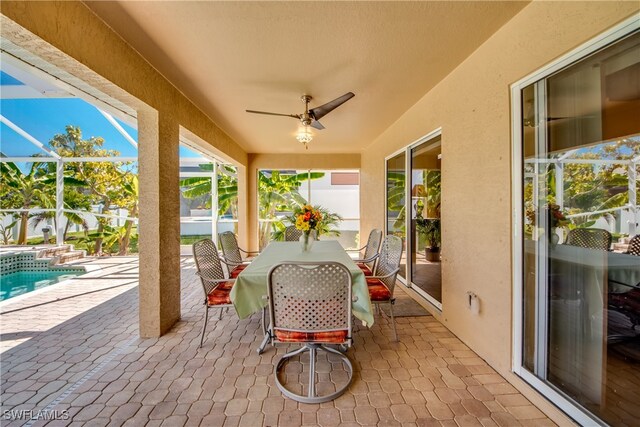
[301,95,313,125]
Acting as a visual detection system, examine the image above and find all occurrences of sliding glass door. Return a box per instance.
[410,138,442,305]
[516,28,639,425]
[386,131,442,307]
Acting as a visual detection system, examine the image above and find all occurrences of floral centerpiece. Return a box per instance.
[547,203,570,246]
[547,203,570,228]
[294,204,323,252]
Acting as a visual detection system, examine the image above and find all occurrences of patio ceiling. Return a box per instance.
[85,1,528,154]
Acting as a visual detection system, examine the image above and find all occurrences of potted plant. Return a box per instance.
[417,218,441,262]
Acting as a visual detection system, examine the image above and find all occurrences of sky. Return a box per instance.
[0,69,205,162]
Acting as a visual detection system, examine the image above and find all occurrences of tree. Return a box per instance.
[525,138,640,236]
[561,140,640,227]
[386,171,406,234]
[37,160,93,241]
[257,170,324,248]
[0,161,54,244]
[179,164,238,216]
[0,218,18,245]
[116,175,138,255]
[49,126,136,254]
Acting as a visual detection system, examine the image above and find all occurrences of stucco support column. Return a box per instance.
[247,155,259,252]
[138,109,181,337]
[236,164,249,250]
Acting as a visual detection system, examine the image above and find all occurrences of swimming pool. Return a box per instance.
[0,270,83,301]
[0,250,87,301]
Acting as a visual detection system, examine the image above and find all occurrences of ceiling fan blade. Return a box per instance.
[309,92,355,121]
[310,120,325,130]
[246,110,299,119]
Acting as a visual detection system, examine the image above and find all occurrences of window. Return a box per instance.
[179,157,238,247]
[513,24,639,425]
[257,169,360,250]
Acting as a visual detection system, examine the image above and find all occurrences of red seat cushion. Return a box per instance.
[274,329,348,344]
[357,263,373,276]
[230,264,248,278]
[366,278,392,301]
[207,287,232,305]
[216,280,235,290]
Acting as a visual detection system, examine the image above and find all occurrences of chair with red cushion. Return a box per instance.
[219,231,258,278]
[366,235,403,341]
[267,261,354,403]
[193,239,236,348]
[348,229,382,276]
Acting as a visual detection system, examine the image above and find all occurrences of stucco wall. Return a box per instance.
[359,1,638,422]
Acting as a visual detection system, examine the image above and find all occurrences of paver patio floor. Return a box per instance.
[0,256,554,426]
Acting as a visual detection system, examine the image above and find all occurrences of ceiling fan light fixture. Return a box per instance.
[296,126,313,148]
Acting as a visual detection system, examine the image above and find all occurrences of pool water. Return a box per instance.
[0,271,81,301]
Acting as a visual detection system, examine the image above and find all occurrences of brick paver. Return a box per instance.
[0,256,555,426]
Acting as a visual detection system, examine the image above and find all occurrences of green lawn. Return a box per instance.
[179,235,212,245]
[18,231,211,253]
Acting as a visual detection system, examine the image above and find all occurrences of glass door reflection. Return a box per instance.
[386,152,407,280]
[410,138,442,305]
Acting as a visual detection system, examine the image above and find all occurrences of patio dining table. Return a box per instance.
[230,240,375,327]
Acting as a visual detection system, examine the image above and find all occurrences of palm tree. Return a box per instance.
[257,170,324,248]
[180,166,323,247]
[49,125,135,254]
[28,166,91,242]
[29,202,90,242]
[179,164,238,215]
[1,161,54,244]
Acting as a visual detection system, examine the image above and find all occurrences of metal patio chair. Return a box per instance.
[348,228,382,276]
[565,228,612,251]
[193,238,236,348]
[218,231,258,278]
[366,235,403,341]
[284,225,304,241]
[267,261,354,403]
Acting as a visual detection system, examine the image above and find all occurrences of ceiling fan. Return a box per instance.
[246,92,355,146]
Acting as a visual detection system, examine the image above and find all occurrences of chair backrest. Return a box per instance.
[629,235,640,256]
[565,228,612,251]
[284,226,303,241]
[219,231,242,265]
[267,262,352,339]
[193,239,225,296]
[363,229,383,272]
[374,235,403,294]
